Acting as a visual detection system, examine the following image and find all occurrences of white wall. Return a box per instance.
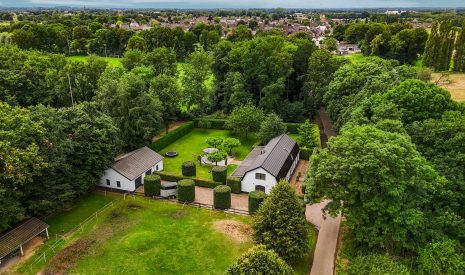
[99,160,163,192]
[99,168,135,191]
[241,168,277,194]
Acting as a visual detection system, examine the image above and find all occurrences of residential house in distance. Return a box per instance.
[336,42,361,55]
[231,134,299,194]
[99,146,164,192]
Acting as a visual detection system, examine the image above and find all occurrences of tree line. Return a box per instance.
[304,57,465,273]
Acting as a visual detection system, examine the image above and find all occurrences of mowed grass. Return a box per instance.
[54,197,253,274]
[160,128,258,179]
[37,195,315,275]
[432,72,465,102]
[66,55,122,67]
[46,193,115,236]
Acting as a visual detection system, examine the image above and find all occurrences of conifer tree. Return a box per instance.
[454,21,465,72]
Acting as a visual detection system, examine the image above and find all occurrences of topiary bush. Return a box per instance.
[182,161,196,177]
[227,177,241,194]
[177,179,195,202]
[213,185,231,209]
[144,174,161,196]
[248,191,267,214]
[212,166,227,183]
[155,172,222,189]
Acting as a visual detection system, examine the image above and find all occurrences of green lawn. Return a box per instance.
[66,55,122,67]
[46,193,115,236]
[22,194,315,275]
[160,128,258,180]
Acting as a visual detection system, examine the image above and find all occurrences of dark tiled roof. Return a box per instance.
[231,146,265,178]
[112,146,163,181]
[0,218,49,259]
[235,134,299,180]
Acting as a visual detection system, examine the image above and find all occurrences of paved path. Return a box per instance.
[305,108,341,275]
[306,201,341,275]
[194,186,248,211]
[289,160,308,195]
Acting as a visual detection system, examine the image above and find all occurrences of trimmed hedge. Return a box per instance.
[300,148,312,160]
[285,123,301,134]
[194,118,227,129]
[144,174,161,196]
[227,177,241,194]
[150,121,194,151]
[212,166,227,183]
[182,161,196,177]
[177,179,195,202]
[248,191,267,214]
[154,171,222,189]
[213,185,231,209]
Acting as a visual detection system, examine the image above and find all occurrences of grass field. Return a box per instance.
[160,129,258,179]
[432,72,465,102]
[15,193,316,274]
[66,55,123,67]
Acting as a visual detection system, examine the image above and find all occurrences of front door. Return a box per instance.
[135,176,142,189]
[255,185,265,192]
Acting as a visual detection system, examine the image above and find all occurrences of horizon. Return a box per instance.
[0,0,464,9]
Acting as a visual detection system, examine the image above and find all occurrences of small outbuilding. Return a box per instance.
[99,146,164,192]
[231,134,300,194]
[0,218,49,264]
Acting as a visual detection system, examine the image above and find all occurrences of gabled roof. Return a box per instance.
[236,134,299,180]
[111,146,163,181]
[0,218,49,260]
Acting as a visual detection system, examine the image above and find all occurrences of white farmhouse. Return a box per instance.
[231,134,300,194]
[99,146,163,192]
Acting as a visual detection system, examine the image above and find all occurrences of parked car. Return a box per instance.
[160,182,177,198]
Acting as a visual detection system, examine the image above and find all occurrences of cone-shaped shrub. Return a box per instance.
[213,185,231,209]
[177,179,195,202]
[144,174,161,196]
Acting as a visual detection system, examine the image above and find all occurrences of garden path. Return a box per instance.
[194,186,248,211]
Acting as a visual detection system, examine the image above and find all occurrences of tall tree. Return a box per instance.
[226,104,264,140]
[149,74,180,133]
[258,113,287,144]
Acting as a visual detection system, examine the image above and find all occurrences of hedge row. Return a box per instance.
[248,191,267,214]
[212,166,227,183]
[154,171,222,189]
[226,177,242,194]
[285,123,301,134]
[300,148,312,160]
[193,118,227,129]
[150,121,194,151]
[178,179,195,202]
[144,174,161,196]
[214,185,231,209]
[182,161,196,177]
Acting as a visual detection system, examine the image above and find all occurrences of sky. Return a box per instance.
[0,0,463,9]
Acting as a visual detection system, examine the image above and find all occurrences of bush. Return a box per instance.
[212,166,227,183]
[213,185,231,209]
[225,245,293,275]
[418,239,465,275]
[285,123,301,134]
[300,148,312,160]
[194,118,227,129]
[144,174,161,196]
[181,161,196,177]
[253,180,309,263]
[177,179,195,202]
[341,254,409,275]
[227,177,241,194]
[154,171,222,189]
[150,121,194,151]
[248,191,267,214]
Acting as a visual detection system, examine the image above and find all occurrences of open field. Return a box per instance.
[432,72,465,102]
[13,193,316,274]
[66,55,123,67]
[160,128,258,179]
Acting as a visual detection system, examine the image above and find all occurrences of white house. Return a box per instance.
[231,134,300,194]
[99,146,163,192]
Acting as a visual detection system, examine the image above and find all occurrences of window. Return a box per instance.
[255,185,266,192]
[116,181,121,188]
[156,164,159,170]
[255,173,266,180]
[145,169,151,176]
[106,179,110,186]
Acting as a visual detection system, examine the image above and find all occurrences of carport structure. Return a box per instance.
[0,218,49,264]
